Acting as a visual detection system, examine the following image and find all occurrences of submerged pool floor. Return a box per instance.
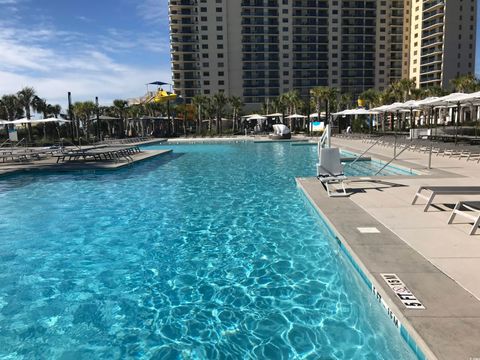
[0,143,416,359]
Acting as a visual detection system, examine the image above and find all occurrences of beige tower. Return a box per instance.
[170,0,475,108]
[404,0,477,88]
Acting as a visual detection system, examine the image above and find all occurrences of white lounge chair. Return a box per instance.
[317,147,347,197]
[270,124,291,139]
[412,186,480,212]
[448,201,480,235]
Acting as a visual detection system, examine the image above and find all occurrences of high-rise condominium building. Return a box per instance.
[403,0,476,88]
[169,0,476,107]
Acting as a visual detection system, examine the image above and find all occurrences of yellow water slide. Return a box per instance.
[144,89,177,104]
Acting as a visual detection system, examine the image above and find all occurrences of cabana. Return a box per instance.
[285,114,307,130]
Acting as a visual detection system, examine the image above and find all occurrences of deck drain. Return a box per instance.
[357,227,380,234]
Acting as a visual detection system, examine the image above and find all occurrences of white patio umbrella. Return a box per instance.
[247,114,268,120]
[2,118,32,125]
[30,117,71,124]
[332,109,379,116]
[266,113,283,117]
[286,114,307,119]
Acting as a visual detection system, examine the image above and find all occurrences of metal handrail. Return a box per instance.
[13,138,26,148]
[0,139,11,148]
[317,124,330,155]
[374,146,409,176]
[345,135,385,168]
[58,138,82,151]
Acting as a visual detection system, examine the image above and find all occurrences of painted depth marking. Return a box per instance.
[381,274,425,310]
[357,227,380,234]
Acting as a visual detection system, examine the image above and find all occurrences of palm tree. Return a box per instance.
[390,78,416,102]
[1,95,23,121]
[32,97,48,140]
[310,87,337,124]
[283,90,301,115]
[310,87,329,114]
[338,93,353,111]
[228,96,243,132]
[423,86,446,97]
[360,89,381,109]
[113,99,129,138]
[73,101,96,142]
[192,94,208,134]
[450,73,480,93]
[212,92,227,134]
[17,87,37,143]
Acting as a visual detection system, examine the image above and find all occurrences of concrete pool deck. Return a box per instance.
[298,136,480,360]
[0,147,171,177]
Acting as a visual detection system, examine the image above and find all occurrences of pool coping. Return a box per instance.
[296,178,480,360]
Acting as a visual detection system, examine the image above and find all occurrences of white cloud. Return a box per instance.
[0,23,172,108]
[136,0,169,24]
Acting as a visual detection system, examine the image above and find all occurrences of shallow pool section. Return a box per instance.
[0,142,417,359]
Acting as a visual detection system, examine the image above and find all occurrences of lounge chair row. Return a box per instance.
[358,136,480,163]
[99,137,150,145]
[0,148,54,163]
[412,186,480,235]
[53,145,141,163]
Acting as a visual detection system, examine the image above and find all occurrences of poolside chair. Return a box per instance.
[412,186,480,212]
[317,147,347,197]
[448,201,480,235]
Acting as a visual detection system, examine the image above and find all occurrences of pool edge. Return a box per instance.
[296,178,436,360]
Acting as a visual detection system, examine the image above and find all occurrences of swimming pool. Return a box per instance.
[0,142,417,359]
[340,149,417,177]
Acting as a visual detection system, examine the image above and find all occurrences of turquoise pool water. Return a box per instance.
[0,142,417,359]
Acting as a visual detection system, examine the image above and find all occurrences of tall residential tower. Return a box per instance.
[169,0,476,107]
[403,0,476,88]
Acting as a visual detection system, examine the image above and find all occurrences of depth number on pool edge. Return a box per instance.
[381,274,425,310]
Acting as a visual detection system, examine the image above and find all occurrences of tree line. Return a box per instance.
[2,74,479,142]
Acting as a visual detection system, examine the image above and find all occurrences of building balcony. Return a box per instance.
[423,0,444,11]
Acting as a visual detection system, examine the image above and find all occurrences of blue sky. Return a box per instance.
[0,0,171,108]
[0,0,480,109]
